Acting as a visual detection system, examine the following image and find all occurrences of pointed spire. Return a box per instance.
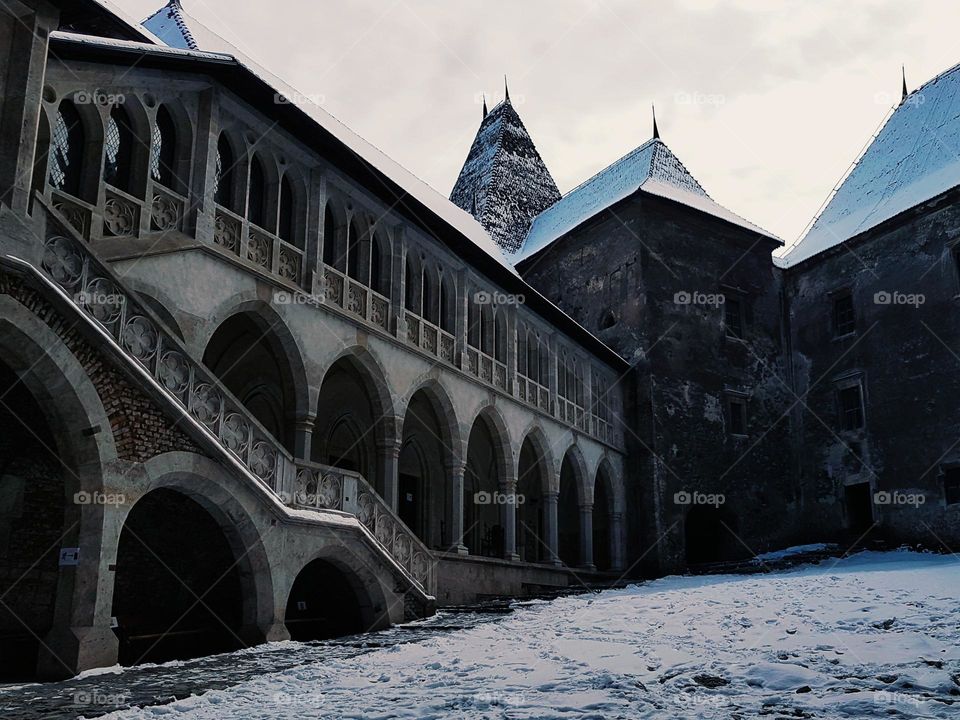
[652,103,660,140]
[482,93,488,118]
[504,75,510,104]
[901,65,909,103]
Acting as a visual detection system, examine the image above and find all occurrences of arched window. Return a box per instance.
[151,105,177,189]
[103,104,134,193]
[422,270,437,324]
[526,336,539,383]
[371,233,390,296]
[517,328,528,378]
[439,276,454,332]
[539,338,549,384]
[322,205,336,266]
[494,311,507,363]
[467,294,480,347]
[480,306,494,356]
[247,155,266,228]
[404,258,417,312]
[347,219,363,281]
[278,173,295,244]
[49,100,84,196]
[213,133,235,210]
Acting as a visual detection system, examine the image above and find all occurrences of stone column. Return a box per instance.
[501,477,520,562]
[609,511,625,571]
[447,460,468,555]
[377,437,400,511]
[580,503,595,570]
[543,491,561,566]
[292,412,315,460]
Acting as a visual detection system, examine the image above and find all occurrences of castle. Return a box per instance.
[0,0,957,681]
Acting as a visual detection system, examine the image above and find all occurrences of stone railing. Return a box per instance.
[292,461,435,591]
[404,311,455,364]
[464,346,508,391]
[516,375,551,413]
[213,204,307,288]
[36,199,434,597]
[557,396,587,432]
[322,265,390,332]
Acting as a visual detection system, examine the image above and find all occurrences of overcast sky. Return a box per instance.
[120,0,960,246]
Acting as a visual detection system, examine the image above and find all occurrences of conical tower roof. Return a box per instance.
[450,96,561,257]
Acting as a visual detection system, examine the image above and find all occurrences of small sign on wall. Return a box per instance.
[59,547,80,566]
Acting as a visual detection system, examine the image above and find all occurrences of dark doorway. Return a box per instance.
[684,506,741,565]
[558,455,581,566]
[111,489,244,666]
[284,559,364,641]
[844,482,874,539]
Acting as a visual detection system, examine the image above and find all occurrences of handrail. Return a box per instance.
[32,194,435,596]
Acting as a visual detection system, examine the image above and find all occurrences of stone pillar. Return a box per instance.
[292,412,315,460]
[580,503,595,570]
[377,437,400,511]
[609,511,625,571]
[447,461,468,555]
[501,478,519,562]
[543,491,561,566]
[0,1,58,213]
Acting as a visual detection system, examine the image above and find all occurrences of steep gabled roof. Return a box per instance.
[142,1,197,50]
[450,98,561,257]
[779,62,960,267]
[516,137,778,264]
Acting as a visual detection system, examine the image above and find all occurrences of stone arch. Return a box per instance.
[404,250,422,314]
[284,552,387,641]
[592,458,617,571]
[313,346,396,496]
[130,289,184,342]
[516,425,553,563]
[150,99,193,195]
[558,444,588,567]
[110,452,276,666]
[463,405,511,557]
[277,165,307,249]
[43,95,103,203]
[322,193,348,270]
[0,297,116,679]
[201,300,310,453]
[100,94,151,199]
[369,225,392,297]
[246,150,276,230]
[398,379,461,549]
[213,128,245,213]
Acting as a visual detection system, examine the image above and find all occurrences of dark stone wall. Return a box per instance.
[784,191,960,549]
[520,193,802,573]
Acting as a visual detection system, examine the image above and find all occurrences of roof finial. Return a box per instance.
[652,103,660,140]
[482,93,488,118]
[504,75,510,103]
[901,65,909,103]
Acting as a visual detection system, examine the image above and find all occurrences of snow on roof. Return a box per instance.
[516,138,778,264]
[779,62,960,268]
[450,98,561,257]
[131,3,515,273]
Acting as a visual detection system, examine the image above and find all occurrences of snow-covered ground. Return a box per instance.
[93,550,959,719]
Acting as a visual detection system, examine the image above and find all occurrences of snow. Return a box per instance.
[752,542,835,562]
[517,138,779,264]
[779,61,960,267]
[94,550,960,719]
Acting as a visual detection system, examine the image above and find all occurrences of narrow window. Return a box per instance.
[724,297,743,338]
[49,100,84,196]
[467,298,480,347]
[151,105,177,189]
[371,236,386,295]
[103,104,134,193]
[838,385,864,432]
[213,133,234,209]
[422,271,437,323]
[322,206,336,266]
[247,156,266,228]
[833,293,856,336]
[405,259,417,312]
[439,278,453,331]
[278,174,295,243]
[944,467,960,505]
[728,397,747,435]
[494,313,506,363]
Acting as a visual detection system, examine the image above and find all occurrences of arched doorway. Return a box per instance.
[202,311,300,452]
[284,559,366,641]
[593,465,614,571]
[111,489,245,665]
[313,357,386,494]
[399,389,451,549]
[0,359,68,680]
[463,415,503,558]
[558,453,582,566]
[516,436,546,563]
[684,506,740,565]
